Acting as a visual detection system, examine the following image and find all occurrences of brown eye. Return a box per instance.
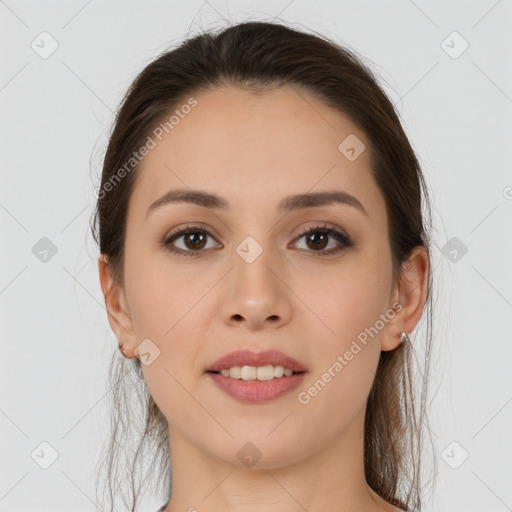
[303,231,329,250]
[181,231,207,250]
[292,224,354,256]
[161,223,354,258]
[161,226,220,257]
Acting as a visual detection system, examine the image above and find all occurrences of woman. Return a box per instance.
[92,20,435,512]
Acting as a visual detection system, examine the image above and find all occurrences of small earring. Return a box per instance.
[400,332,409,344]
[118,342,133,358]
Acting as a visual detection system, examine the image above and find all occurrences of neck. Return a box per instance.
[164,405,398,512]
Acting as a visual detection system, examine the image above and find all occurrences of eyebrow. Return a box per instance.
[146,188,368,218]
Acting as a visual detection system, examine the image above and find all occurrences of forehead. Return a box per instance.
[130,85,386,222]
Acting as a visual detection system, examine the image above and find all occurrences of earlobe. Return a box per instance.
[381,246,429,352]
[98,254,137,355]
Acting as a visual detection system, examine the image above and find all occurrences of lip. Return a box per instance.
[205,349,308,373]
[207,371,307,403]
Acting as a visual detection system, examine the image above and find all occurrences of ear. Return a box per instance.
[98,254,137,356]
[381,245,430,352]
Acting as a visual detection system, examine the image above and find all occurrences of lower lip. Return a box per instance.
[206,371,307,403]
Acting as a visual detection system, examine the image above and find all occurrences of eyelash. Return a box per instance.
[160,223,354,258]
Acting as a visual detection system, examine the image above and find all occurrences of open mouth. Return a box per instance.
[206,366,306,381]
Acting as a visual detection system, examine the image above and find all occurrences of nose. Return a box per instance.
[219,243,293,330]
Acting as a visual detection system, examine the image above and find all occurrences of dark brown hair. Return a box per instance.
[91,20,436,512]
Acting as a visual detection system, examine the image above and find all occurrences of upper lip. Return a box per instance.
[206,349,308,373]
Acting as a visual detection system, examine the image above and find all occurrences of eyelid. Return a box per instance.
[291,221,349,239]
[164,222,222,242]
[290,222,353,251]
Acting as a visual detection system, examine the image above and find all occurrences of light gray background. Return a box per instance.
[1,1,511,511]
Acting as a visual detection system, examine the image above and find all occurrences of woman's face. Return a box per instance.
[116,85,403,468]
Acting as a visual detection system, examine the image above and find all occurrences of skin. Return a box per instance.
[99,85,429,512]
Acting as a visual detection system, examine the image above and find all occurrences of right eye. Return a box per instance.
[160,225,222,257]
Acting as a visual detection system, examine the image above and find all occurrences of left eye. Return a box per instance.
[291,224,353,255]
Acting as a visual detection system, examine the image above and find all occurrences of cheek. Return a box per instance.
[124,255,211,406]
[298,279,384,433]
[124,242,206,339]
[296,248,390,403]
[126,275,176,341]
[132,277,204,429]
[298,257,391,349]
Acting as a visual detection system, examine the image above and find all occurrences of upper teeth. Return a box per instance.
[219,365,295,381]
